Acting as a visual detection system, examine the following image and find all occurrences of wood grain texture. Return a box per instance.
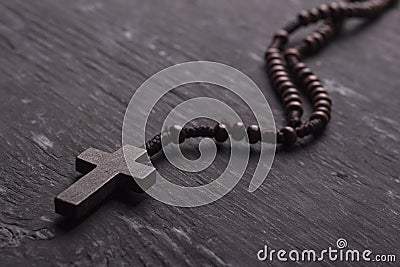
[0,0,399,266]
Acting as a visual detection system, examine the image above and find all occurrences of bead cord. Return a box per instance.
[146,0,396,155]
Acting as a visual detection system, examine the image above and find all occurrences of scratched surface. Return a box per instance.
[0,0,399,266]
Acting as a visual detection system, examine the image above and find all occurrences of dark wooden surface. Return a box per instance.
[0,0,399,266]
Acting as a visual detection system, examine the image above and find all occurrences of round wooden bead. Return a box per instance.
[247,125,261,144]
[313,93,331,104]
[282,88,299,99]
[286,101,304,116]
[310,111,330,125]
[274,76,291,87]
[307,81,324,94]
[303,75,320,87]
[305,35,318,52]
[272,71,290,82]
[298,10,311,25]
[309,8,320,22]
[274,30,289,43]
[285,48,301,58]
[314,99,331,110]
[297,67,313,80]
[278,81,296,94]
[314,106,331,119]
[268,59,283,68]
[266,53,281,62]
[214,123,229,142]
[214,123,229,143]
[281,127,297,145]
[310,87,327,98]
[231,122,246,141]
[312,32,325,47]
[170,125,186,144]
[293,62,307,72]
[269,65,286,75]
[319,4,331,19]
[283,94,302,105]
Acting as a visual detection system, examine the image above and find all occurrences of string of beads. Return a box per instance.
[146,0,397,157]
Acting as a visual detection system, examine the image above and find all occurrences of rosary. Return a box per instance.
[55,0,397,218]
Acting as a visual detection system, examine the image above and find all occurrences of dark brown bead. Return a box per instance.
[278,81,296,95]
[274,30,289,43]
[293,62,307,73]
[307,81,324,94]
[319,4,331,19]
[297,67,314,80]
[266,52,281,62]
[247,125,261,144]
[312,32,325,47]
[170,125,186,144]
[303,75,320,87]
[313,93,331,104]
[266,47,280,55]
[314,106,331,119]
[272,71,290,82]
[305,35,318,52]
[283,94,302,105]
[314,99,331,110]
[231,122,246,141]
[269,65,286,75]
[310,111,330,125]
[281,127,297,145]
[286,101,304,116]
[214,123,229,142]
[310,87,327,98]
[329,2,342,18]
[274,76,291,87]
[298,10,311,25]
[285,48,301,58]
[268,59,284,69]
[281,88,300,99]
[309,8,320,22]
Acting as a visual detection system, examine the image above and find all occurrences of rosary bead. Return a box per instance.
[274,30,289,44]
[278,81,296,95]
[283,94,302,105]
[231,122,246,141]
[266,53,281,62]
[312,32,325,47]
[314,106,331,120]
[269,65,286,75]
[319,4,331,19]
[272,71,290,82]
[214,123,229,142]
[285,48,302,59]
[285,101,304,116]
[329,2,342,18]
[309,8,320,22]
[281,88,299,99]
[314,99,331,110]
[274,76,292,88]
[313,92,331,104]
[170,125,186,144]
[298,10,311,25]
[247,125,261,144]
[304,35,318,53]
[307,81,324,94]
[297,67,313,80]
[310,111,330,125]
[281,126,297,145]
[268,59,284,69]
[310,87,327,98]
[303,74,320,87]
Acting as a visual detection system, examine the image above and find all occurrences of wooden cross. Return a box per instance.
[55,145,155,218]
